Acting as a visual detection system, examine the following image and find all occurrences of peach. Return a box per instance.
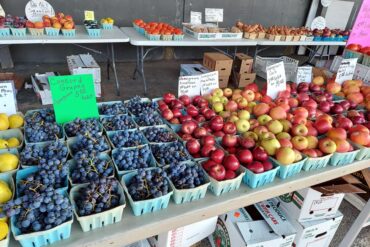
[53,22,62,29]
[63,21,74,29]
[350,131,370,146]
[269,106,287,120]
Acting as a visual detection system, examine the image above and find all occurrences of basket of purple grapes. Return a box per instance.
[150,142,191,167]
[9,16,27,37]
[98,101,127,116]
[69,178,126,232]
[140,125,180,144]
[20,141,69,169]
[112,144,157,177]
[121,168,173,216]
[107,129,147,149]
[133,112,164,127]
[165,161,210,204]
[100,115,137,132]
[68,151,115,186]
[124,96,156,116]
[67,132,110,156]
[63,118,103,138]
[1,189,73,247]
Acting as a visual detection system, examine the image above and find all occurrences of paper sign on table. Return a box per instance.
[296,66,312,84]
[49,74,99,124]
[25,0,55,22]
[311,16,326,30]
[178,75,201,97]
[0,4,5,17]
[266,61,286,99]
[190,11,202,24]
[347,0,370,47]
[84,10,95,21]
[335,58,358,84]
[200,71,219,95]
[0,82,17,115]
[205,8,223,23]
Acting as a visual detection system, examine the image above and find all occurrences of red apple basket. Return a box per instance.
[329,140,361,166]
[243,158,280,188]
[302,154,332,171]
[270,156,307,179]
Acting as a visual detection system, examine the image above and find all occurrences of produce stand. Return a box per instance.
[0,25,129,95]
[6,159,367,247]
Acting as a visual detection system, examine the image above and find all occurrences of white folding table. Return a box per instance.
[0,25,130,95]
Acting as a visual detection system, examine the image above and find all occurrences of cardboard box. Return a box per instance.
[236,73,256,88]
[287,210,343,247]
[219,75,229,88]
[148,217,217,247]
[180,64,210,76]
[352,169,370,188]
[203,52,233,76]
[31,72,57,105]
[234,53,253,74]
[0,72,24,91]
[277,180,365,222]
[209,199,296,247]
[67,54,101,83]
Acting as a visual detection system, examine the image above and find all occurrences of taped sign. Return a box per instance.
[335,58,358,84]
[178,75,201,97]
[266,61,286,99]
[190,11,202,24]
[200,71,219,95]
[0,82,17,115]
[296,66,312,84]
[205,8,223,22]
[25,0,55,22]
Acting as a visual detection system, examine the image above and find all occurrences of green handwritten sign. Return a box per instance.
[49,74,99,124]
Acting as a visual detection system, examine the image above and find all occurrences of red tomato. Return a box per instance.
[347,44,362,52]
[360,47,370,54]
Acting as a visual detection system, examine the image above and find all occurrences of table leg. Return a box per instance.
[106,44,111,80]
[110,43,120,96]
[139,46,148,95]
[338,199,370,247]
[133,46,140,80]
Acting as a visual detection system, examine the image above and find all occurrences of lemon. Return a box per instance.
[0,181,12,204]
[0,114,9,131]
[0,221,9,241]
[0,140,8,149]
[7,137,20,148]
[0,153,18,172]
[8,114,24,129]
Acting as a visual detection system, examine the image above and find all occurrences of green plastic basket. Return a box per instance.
[302,154,332,171]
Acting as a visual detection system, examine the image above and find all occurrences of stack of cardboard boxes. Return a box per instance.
[203,52,233,88]
[234,53,256,88]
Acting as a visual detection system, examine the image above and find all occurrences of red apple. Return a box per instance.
[237,149,253,164]
[222,134,238,148]
[307,126,318,136]
[187,105,199,117]
[213,131,225,138]
[181,120,197,134]
[170,99,183,109]
[181,133,194,141]
[252,146,268,161]
[162,109,173,120]
[330,104,344,115]
[225,100,238,112]
[209,164,226,181]
[244,83,259,92]
[209,116,224,131]
[201,144,217,157]
[186,139,201,154]
[262,160,273,171]
[223,122,237,135]
[314,119,332,134]
[163,93,176,104]
[225,170,236,179]
[318,101,331,113]
[192,95,202,105]
[172,108,182,118]
[238,137,256,149]
[179,95,191,106]
[202,160,218,171]
[201,135,215,146]
[170,118,180,124]
[193,127,208,139]
[223,154,240,171]
[159,104,169,112]
[193,115,206,123]
[210,149,225,163]
[246,161,264,174]
[334,117,353,130]
[179,115,192,123]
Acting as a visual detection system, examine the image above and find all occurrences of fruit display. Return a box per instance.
[100,115,136,131]
[134,112,164,126]
[141,126,178,143]
[0,152,19,172]
[109,130,146,148]
[124,96,157,116]
[236,21,266,39]
[84,20,100,30]
[73,178,121,216]
[113,145,154,171]
[167,162,206,189]
[99,102,127,116]
[64,118,102,137]
[0,137,21,149]
[100,18,114,29]
[202,149,241,181]
[0,113,24,130]
[20,141,68,167]
[151,142,191,165]
[70,132,110,154]
[133,19,184,41]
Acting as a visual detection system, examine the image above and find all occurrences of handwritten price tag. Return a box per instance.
[296,66,312,84]
[266,61,286,99]
[335,58,358,84]
[25,0,55,22]
[205,8,223,23]
[84,10,95,21]
[0,82,17,115]
[200,71,219,95]
[311,16,326,30]
[49,74,99,124]
[190,11,202,24]
[347,0,370,47]
[178,75,201,97]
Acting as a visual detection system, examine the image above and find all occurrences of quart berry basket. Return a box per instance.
[10,28,26,37]
[112,145,157,178]
[45,27,60,36]
[0,148,20,176]
[139,124,180,144]
[0,28,10,37]
[201,162,246,196]
[11,215,73,247]
[107,129,147,149]
[28,28,44,36]
[67,152,115,187]
[24,123,65,145]
[100,115,137,132]
[270,156,307,179]
[0,129,24,151]
[123,97,153,116]
[121,170,173,216]
[63,119,103,139]
[97,101,128,117]
[0,173,15,206]
[243,159,280,189]
[62,29,76,37]
[66,135,111,157]
[161,34,173,41]
[132,112,165,127]
[302,154,332,171]
[102,23,113,30]
[329,144,360,166]
[15,166,69,197]
[147,34,161,41]
[173,34,184,41]
[69,181,126,232]
[149,142,192,167]
[86,28,101,37]
[165,161,210,204]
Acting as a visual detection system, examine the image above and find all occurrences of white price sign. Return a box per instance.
[266,61,286,99]
[178,75,201,97]
[200,71,219,95]
[25,0,55,22]
[296,66,312,84]
[0,4,5,17]
[190,11,202,24]
[335,58,358,84]
[0,82,17,115]
[205,8,223,23]
[311,16,326,30]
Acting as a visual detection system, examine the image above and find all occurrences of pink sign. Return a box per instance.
[347,0,370,47]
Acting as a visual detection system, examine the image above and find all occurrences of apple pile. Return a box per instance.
[185,135,221,159]
[202,150,241,181]
[239,147,274,174]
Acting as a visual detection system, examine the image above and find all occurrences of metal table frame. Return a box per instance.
[0,25,129,96]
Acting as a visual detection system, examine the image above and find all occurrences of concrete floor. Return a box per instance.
[8,60,370,246]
